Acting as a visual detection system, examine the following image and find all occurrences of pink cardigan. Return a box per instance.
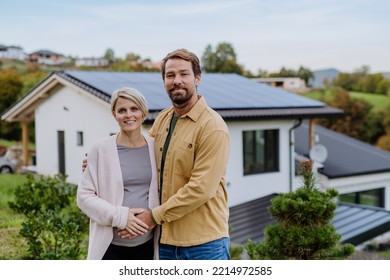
[77,134,160,260]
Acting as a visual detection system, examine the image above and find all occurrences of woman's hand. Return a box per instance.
[81,153,88,173]
[123,208,149,237]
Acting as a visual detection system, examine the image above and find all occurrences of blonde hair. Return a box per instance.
[110,87,148,120]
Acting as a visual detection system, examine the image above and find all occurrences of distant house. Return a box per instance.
[0,44,26,60]
[310,68,340,88]
[382,72,390,81]
[252,77,306,92]
[5,71,390,246]
[28,49,69,65]
[75,57,109,67]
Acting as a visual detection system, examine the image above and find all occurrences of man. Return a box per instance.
[130,49,230,260]
[84,49,230,259]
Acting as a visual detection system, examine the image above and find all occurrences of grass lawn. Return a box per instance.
[350,91,389,110]
[301,89,390,110]
[0,174,29,259]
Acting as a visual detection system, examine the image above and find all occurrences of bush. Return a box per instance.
[9,173,88,259]
[246,160,354,260]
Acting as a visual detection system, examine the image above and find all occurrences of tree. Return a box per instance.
[9,174,88,259]
[201,42,243,74]
[246,160,354,260]
[0,69,24,140]
[201,44,217,72]
[333,72,359,91]
[104,48,115,64]
[317,89,372,141]
[363,109,386,145]
[376,107,390,151]
[297,66,314,86]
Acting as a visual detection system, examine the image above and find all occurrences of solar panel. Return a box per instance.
[65,71,325,111]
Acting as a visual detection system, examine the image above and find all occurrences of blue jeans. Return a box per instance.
[159,237,230,260]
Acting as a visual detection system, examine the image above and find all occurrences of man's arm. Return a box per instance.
[152,129,230,225]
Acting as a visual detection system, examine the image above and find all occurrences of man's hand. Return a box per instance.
[118,210,156,239]
[125,208,149,236]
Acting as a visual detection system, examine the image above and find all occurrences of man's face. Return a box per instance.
[163,58,200,106]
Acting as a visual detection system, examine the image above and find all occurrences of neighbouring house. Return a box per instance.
[252,77,306,92]
[75,57,109,67]
[28,49,69,65]
[0,44,27,60]
[3,70,390,246]
[309,68,340,88]
[229,122,390,246]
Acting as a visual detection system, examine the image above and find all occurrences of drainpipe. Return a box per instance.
[289,118,302,192]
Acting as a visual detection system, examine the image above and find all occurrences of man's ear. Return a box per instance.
[195,75,201,87]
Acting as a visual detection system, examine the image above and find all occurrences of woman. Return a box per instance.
[77,87,159,260]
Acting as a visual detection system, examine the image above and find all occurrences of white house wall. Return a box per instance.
[327,173,390,210]
[35,85,118,184]
[35,87,297,206]
[226,119,294,207]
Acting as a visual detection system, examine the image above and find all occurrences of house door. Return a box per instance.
[57,130,66,175]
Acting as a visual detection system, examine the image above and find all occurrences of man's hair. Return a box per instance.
[160,48,202,79]
[110,87,148,121]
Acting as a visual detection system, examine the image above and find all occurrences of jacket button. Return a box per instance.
[188,144,192,148]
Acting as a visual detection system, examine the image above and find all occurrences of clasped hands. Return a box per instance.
[120,208,155,239]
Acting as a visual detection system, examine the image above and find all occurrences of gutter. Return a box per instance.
[289,118,303,192]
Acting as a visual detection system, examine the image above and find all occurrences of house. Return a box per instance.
[0,44,26,60]
[295,122,390,211]
[252,77,306,92]
[6,71,389,246]
[1,70,340,200]
[75,57,109,67]
[309,68,340,88]
[229,122,390,246]
[28,49,69,65]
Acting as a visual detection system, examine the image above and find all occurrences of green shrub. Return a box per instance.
[9,173,88,259]
[246,160,354,260]
[229,243,244,260]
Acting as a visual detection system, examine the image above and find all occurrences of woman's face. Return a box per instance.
[112,97,143,133]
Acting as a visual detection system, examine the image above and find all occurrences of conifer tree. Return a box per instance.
[246,160,355,260]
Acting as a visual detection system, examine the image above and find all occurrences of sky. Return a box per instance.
[1,0,390,74]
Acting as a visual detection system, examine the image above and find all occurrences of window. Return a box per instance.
[339,188,385,208]
[243,129,279,175]
[77,131,84,146]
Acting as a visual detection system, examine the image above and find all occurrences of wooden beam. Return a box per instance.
[309,119,315,150]
[22,121,28,166]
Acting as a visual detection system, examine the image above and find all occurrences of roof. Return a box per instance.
[334,202,390,245]
[309,68,340,88]
[295,122,390,178]
[229,195,390,246]
[2,71,343,123]
[29,49,62,56]
[58,70,343,120]
[63,70,325,110]
[229,194,276,245]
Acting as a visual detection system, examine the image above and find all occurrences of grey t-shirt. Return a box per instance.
[112,143,154,247]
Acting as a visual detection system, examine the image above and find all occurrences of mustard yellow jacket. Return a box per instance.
[149,96,230,246]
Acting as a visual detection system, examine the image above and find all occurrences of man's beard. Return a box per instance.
[168,87,194,106]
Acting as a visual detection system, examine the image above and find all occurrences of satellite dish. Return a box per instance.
[309,144,328,163]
